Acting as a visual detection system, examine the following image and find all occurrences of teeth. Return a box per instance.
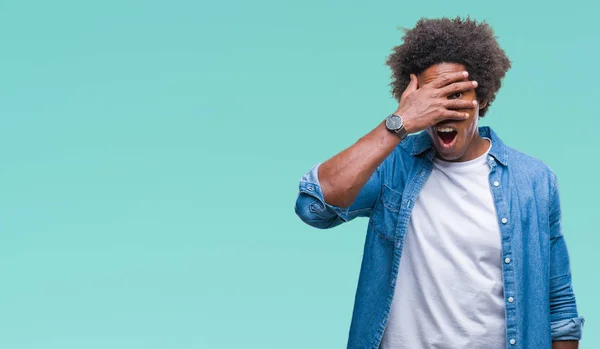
[437,127,455,133]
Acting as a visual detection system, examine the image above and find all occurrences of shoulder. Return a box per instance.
[386,133,424,165]
[506,146,555,176]
[504,145,558,192]
[395,131,431,158]
[375,134,422,186]
[397,133,419,152]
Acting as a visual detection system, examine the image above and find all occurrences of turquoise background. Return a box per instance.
[0,0,597,348]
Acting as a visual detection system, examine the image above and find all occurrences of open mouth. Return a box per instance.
[437,127,458,147]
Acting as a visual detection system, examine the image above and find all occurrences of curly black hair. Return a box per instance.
[386,16,511,116]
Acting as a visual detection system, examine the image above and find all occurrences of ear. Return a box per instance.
[478,100,488,110]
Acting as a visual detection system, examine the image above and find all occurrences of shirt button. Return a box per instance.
[307,186,313,191]
[501,218,508,224]
[508,297,514,303]
[510,339,516,345]
[504,257,511,264]
[493,181,500,187]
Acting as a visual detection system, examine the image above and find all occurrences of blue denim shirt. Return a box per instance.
[295,127,584,349]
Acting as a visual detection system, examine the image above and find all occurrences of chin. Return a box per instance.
[434,144,465,161]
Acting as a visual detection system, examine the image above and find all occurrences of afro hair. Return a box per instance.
[386,16,511,116]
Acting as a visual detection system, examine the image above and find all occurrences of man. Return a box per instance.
[294,17,584,349]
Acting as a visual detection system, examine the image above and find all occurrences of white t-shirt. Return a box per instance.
[380,139,506,349]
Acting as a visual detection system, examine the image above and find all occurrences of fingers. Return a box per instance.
[436,80,478,97]
[435,109,471,122]
[428,71,469,89]
[442,98,478,110]
[401,74,419,98]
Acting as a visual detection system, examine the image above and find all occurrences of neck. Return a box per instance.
[455,133,490,162]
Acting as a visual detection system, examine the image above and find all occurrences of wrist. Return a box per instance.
[384,113,409,140]
[392,109,417,135]
[402,118,417,135]
[376,121,403,147]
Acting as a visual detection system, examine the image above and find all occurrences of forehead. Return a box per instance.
[417,62,468,86]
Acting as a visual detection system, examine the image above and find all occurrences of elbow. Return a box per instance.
[294,193,339,229]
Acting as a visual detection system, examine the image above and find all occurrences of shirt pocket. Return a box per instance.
[369,184,402,241]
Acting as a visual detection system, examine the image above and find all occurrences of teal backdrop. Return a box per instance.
[0,0,597,348]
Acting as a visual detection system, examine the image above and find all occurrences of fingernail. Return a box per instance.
[465,113,470,118]
[472,81,478,87]
[472,100,478,106]
[463,71,469,77]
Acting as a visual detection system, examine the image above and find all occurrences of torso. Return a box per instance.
[380,139,506,349]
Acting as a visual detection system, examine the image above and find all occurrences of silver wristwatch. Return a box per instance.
[385,114,408,140]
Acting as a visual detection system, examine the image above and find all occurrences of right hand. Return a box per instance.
[395,71,479,134]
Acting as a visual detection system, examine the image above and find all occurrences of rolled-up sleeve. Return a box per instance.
[294,163,381,229]
[548,172,584,341]
[551,317,585,341]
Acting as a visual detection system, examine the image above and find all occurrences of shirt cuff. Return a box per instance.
[299,163,351,221]
[551,316,585,341]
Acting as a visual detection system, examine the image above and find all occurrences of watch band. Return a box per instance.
[393,122,408,140]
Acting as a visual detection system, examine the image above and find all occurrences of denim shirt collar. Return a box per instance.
[410,126,508,166]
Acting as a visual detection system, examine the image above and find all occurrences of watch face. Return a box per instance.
[386,115,403,130]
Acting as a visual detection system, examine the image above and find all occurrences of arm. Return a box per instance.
[294,160,383,229]
[552,341,578,349]
[549,173,584,344]
[317,121,402,208]
[294,118,407,230]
